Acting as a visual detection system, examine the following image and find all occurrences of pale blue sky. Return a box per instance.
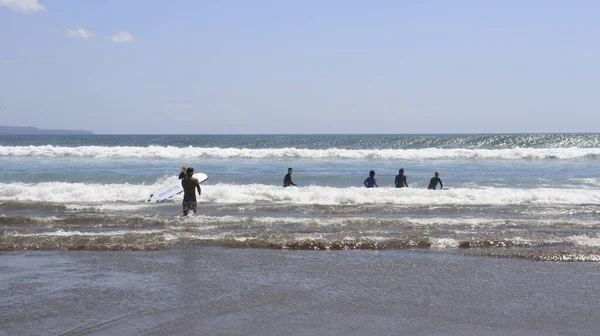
[1,0,599,134]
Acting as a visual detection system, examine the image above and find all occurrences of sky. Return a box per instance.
[1,0,599,134]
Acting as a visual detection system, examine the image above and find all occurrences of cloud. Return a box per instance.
[110,31,134,43]
[0,0,46,13]
[65,28,94,40]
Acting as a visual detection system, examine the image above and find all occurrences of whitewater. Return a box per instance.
[1,133,599,261]
[1,181,599,206]
[2,145,600,160]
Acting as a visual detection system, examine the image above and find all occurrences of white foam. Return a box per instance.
[1,145,599,160]
[203,184,600,206]
[0,181,153,203]
[66,203,151,211]
[567,235,600,247]
[571,178,600,186]
[11,229,164,237]
[1,182,599,206]
[0,215,63,223]
[429,238,460,248]
[172,215,600,228]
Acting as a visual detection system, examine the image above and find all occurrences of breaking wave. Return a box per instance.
[1,181,599,206]
[1,145,600,160]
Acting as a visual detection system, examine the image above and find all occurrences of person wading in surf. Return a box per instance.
[181,167,201,215]
[283,167,297,187]
[427,171,443,190]
[363,170,378,188]
[395,168,408,188]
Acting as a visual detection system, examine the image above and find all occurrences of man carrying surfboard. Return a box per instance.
[181,167,201,215]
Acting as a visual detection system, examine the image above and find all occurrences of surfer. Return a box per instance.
[363,170,378,188]
[283,168,297,187]
[181,167,201,215]
[395,168,408,188]
[178,166,187,179]
[427,171,443,190]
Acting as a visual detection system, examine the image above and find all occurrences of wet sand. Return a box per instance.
[1,248,599,336]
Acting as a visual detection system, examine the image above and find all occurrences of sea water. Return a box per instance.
[3,133,600,335]
[1,133,599,260]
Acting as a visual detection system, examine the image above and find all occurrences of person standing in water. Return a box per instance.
[363,170,378,188]
[427,171,443,190]
[181,167,201,215]
[283,167,297,187]
[395,168,408,188]
[178,166,187,179]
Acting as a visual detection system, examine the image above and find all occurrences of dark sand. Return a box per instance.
[1,248,599,336]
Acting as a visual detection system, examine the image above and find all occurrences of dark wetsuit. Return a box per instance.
[427,177,443,190]
[178,172,186,179]
[395,174,408,188]
[283,173,296,187]
[181,176,201,215]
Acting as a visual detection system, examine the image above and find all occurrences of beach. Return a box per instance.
[2,248,600,335]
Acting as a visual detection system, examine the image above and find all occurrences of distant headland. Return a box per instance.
[0,126,94,135]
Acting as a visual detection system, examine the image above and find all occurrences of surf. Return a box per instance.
[2,145,600,160]
[1,182,599,206]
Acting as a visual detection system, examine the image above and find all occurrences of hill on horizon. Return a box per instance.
[0,126,94,135]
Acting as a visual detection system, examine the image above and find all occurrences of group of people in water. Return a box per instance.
[285,167,444,190]
[364,168,443,190]
[176,165,445,216]
[362,169,443,189]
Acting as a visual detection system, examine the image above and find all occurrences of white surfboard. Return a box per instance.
[146,173,209,203]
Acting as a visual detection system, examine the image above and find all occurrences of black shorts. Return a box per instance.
[182,201,197,215]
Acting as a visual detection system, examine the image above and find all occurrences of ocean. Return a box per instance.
[2,133,600,335]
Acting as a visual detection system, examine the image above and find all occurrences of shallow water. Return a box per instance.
[1,134,599,260]
[2,248,600,336]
